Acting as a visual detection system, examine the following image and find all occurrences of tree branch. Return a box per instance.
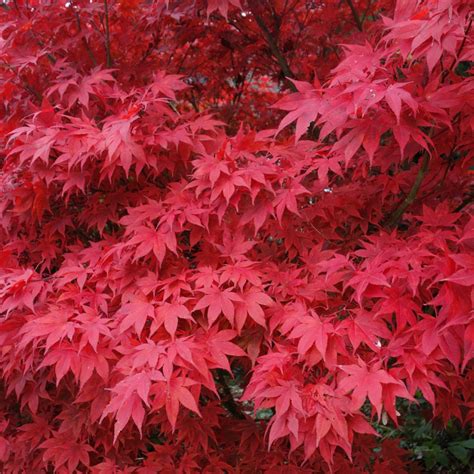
[103,0,113,67]
[251,11,297,92]
[75,11,97,67]
[369,11,463,233]
[385,152,430,228]
[455,192,474,212]
[215,369,245,419]
[0,61,42,102]
[345,0,363,31]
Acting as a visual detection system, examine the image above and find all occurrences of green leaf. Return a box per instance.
[457,439,474,449]
[448,445,468,463]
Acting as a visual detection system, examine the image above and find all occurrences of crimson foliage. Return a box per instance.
[0,0,473,472]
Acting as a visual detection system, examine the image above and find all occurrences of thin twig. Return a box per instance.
[27,31,57,64]
[75,11,97,67]
[12,0,21,14]
[188,91,200,112]
[385,152,430,228]
[441,17,472,82]
[138,33,160,66]
[455,193,474,212]
[0,61,42,102]
[251,10,297,92]
[345,0,363,31]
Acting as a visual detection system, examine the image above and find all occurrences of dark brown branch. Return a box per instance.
[103,0,113,67]
[345,0,363,31]
[75,11,97,67]
[215,369,245,419]
[26,31,57,64]
[0,61,42,102]
[12,0,21,14]
[138,34,160,66]
[251,11,297,92]
[23,82,43,102]
[455,192,474,212]
[385,152,430,228]
[188,91,200,112]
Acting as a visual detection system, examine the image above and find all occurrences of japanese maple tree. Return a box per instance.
[0,0,473,472]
